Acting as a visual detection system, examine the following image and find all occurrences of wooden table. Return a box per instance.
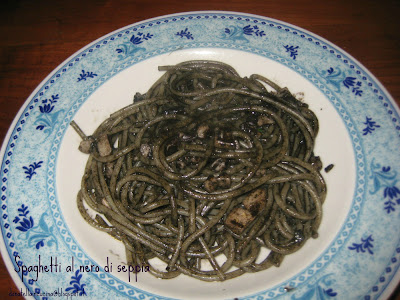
[1,0,399,299]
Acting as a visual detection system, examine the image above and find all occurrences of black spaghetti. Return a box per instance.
[71,60,327,281]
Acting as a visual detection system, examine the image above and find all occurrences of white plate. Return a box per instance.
[1,11,399,300]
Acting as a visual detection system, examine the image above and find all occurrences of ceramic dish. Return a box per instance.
[1,11,399,300]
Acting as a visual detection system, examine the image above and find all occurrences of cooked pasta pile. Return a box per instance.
[71,60,326,281]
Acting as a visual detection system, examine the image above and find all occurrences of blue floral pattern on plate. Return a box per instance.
[348,235,374,255]
[22,161,43,180]
[115,32,154,60]
[284,45,299,60]
[77,70,98,82]
[176,28,194,40]
[369,159,400,213]
[221,24,266,43]
[13,205,58,250]
[33,94,64,138]
[317,67,364,96]
[0,11,399,300]
[65,270,86,296]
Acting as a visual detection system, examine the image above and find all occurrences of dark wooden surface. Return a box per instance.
[1,0,399,299]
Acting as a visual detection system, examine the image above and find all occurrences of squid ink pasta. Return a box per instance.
[71,60,327,281]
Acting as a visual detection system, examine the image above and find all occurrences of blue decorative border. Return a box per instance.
[0,12,399,300]
[365,245,400,299]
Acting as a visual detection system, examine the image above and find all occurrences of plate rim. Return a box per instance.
[1,10,399,300]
